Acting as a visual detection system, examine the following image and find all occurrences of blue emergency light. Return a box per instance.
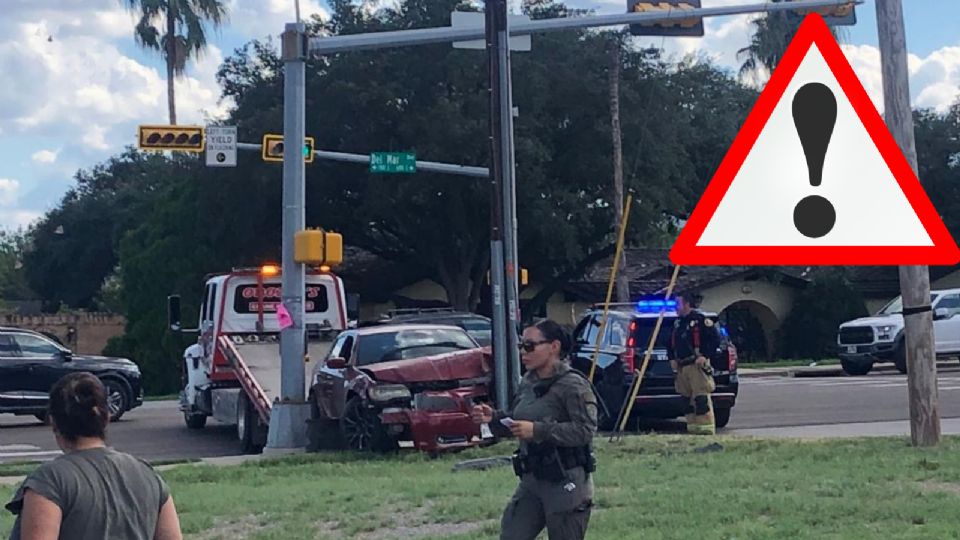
[636,299,677,312]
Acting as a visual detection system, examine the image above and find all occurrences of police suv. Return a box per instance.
[569,299,739,430]
[837,288,960,375]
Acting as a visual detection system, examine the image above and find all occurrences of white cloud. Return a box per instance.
[31,150,58,164]
[0,209,43,230]
[227,0,330,39]
[0,17,230,152]
[842,44,960,113]
[0,179,21,207]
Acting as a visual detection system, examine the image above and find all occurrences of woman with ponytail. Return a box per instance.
[5,372,182,540]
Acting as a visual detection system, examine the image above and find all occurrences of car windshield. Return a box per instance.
[877,294,937,315]
[630,318,675,350]
[355,328,477,365]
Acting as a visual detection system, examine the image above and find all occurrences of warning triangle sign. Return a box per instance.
[669,13,960,266]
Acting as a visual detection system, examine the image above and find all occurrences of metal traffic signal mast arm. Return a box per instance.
[235,142,489,178]
[305,0,860,54]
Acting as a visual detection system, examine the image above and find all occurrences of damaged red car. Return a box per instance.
[308,324,494,454]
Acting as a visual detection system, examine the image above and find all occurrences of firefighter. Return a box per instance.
[471,319,598,540]
[669,290,720,435]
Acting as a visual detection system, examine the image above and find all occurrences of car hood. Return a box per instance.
[72,355,139,370]
[363,349,490,384]
[841,315,902,328]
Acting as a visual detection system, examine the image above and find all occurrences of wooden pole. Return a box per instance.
[876,0,940,446]
[612,264,681,438]
[588,193,633,383]
[608,37,630,304]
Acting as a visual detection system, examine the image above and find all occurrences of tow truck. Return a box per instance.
[167,265,348,453]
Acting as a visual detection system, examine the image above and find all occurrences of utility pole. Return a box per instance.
[608,35,630,303]
[493,0,523,398]
[486,0,511,409]
[876,0,940,446]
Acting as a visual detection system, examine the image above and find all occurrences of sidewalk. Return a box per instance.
[737,360,957,378]
[729,417,960,439]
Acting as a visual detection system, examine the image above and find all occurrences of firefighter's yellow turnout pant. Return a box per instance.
[675,364,716,435]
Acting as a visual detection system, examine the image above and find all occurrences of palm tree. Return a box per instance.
[737,5,845,83]
[122,0,228,125]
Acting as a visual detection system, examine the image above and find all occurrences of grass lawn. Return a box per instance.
[3,435,960,539]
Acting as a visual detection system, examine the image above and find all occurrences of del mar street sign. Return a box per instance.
[370,152,416,173]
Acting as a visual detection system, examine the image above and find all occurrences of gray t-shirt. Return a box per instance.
[5,447,170,540]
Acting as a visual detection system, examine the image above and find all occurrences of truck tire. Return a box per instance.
[339,396,398,453]
[714,407,732,429]
[841,359,872,376]
[237,393,264,454]
[184,412,207,429]
[894,343,908,374]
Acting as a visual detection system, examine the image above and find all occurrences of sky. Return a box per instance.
[0,0,957,232]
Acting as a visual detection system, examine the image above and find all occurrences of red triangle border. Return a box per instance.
[669,13,960,266]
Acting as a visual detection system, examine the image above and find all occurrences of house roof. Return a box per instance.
[845,264,960,298]
[565,248,811,300]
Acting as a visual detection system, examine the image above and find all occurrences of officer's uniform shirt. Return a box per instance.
[492,361,598,513]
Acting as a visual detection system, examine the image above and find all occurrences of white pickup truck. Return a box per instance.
[837,288,960,375]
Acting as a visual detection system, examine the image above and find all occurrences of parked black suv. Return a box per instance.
[0,327,143,422]
[371,309,492,347]
[569,302,739,430]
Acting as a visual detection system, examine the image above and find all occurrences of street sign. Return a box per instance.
[669,14,960,266]
[370,152,416,173]
[451,11,531,51]
[627,1,704,37]
[205,126,237,167]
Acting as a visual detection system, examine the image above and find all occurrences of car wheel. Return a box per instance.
[102,379,129,422]
[184,412,207,429]
[307,393,344,451]
[894,344,908,374]
[339,396,397,453]
[237,393,264,454]
[841,359,872,376]
[714,407,732,429]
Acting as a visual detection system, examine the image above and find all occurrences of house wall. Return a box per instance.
[1,312,125,355]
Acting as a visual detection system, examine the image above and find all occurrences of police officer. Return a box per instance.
[471,319,598,540]
[669,290,720,435]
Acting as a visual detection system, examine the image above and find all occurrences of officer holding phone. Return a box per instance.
[471,319,598,540]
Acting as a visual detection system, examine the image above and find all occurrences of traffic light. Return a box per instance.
[627,1,703,37]
[138,125,204,152]
[294,229,343,266]
[261,134,315,163]
[789,0,856,26]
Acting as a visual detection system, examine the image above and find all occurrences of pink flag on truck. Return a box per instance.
[276,303,294,329]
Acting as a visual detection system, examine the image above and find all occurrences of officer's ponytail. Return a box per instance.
[533,319,571,356]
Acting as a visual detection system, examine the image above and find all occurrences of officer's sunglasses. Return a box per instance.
[519,339,550,352]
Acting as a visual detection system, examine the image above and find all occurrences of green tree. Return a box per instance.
[779,268,868,359]
[121,0,228,124]
[22,150,194,310]
[737,1,845,80]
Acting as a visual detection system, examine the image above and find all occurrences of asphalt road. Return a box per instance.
[3,368,959,464]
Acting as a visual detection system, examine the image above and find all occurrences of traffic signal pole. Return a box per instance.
[267,22,311,453]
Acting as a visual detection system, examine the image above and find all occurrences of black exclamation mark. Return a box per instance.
[792,82,837,238]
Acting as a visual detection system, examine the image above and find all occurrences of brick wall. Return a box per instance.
[2,312,126,356]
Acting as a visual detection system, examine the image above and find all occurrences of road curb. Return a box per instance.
[739,361,956,378]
